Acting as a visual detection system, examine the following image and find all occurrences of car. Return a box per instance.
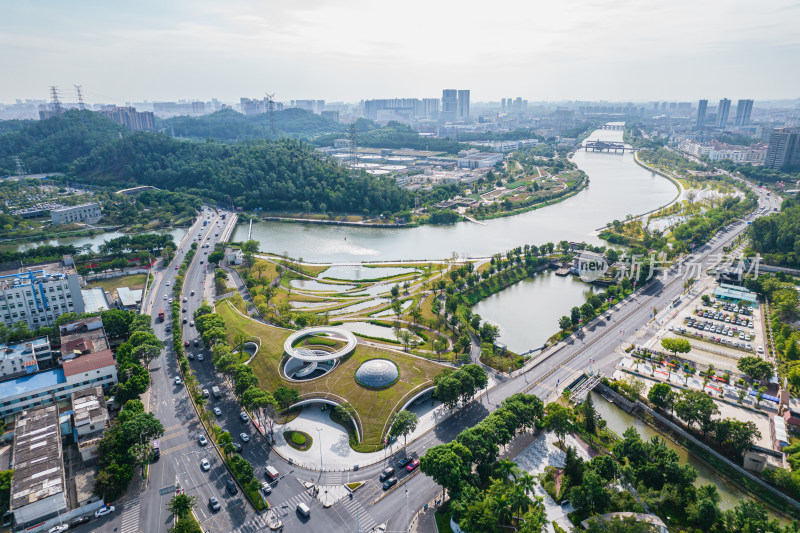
[240,433,250,442]
[188,353,194,360]
[163,295,167,300]
[226,479,239,495]
[190,320,195,327]
[193,339,199,346]
[261,481,273,494]
[232,442,242,453]
[95,505,115,518]
[240,412,249,422]
[48,525,69,533]
[166,281,170,286]
[184,340,190,346]
[198,435,208,446]
[200,260,204,264]
[70,516,91,528]
[165,325,171,332]
[183,297,188,302]
[183,318,188,324]
[397,457,412,468]
[379,467,395,481]
[406,459,420,472]
[175,265,179,270]
[668,325,674,331]
[382,477,398,490]
[182,307,187,313]
[169,298,173,304]
[197,354,204,361]
[174,376,182,385]
[202,388,209,397]
[208,496,221,512]
[213,407,222,416]
[201,458,211,471]
[757,346,764,353]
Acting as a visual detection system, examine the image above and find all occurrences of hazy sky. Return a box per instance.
[2,0,799,104]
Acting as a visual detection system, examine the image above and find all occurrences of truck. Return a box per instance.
[211,386,221,398]
[158,308,165,322]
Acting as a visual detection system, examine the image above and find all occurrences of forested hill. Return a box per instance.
[158,108,348,141]
[749,196,800,267]
[70,133,414,214]
[0,110,123,175]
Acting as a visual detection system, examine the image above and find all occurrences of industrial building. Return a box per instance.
[9,406,67,527]
[0,349,117,418]
[71,386,110,463]
[0,336,51,382]
[457,149,503,169]
[0,260,85,329]
[50,202,102,225]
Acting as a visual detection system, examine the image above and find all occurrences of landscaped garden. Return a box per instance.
[216,299,446,449]
[284,430,313,451]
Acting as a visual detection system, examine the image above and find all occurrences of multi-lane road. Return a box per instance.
[97,181,779,533]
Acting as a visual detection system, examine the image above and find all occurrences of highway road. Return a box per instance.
[114,181,779,533]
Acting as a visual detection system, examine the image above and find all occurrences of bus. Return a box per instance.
[151,440,160,460]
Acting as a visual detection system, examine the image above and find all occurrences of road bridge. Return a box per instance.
[585,140,628,153]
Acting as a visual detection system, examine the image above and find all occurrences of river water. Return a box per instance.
[591,391,748,511]
[6,227,188,252]
[234,128,676,263]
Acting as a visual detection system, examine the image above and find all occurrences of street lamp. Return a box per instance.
[316,427,323,469]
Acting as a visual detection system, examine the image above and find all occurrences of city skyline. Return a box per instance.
[2,0,799,104]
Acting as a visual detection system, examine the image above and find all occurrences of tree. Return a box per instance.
[737,356,774,383]
[389,410,419,449]
[544,403,571,446]
[582,393,596,433]
[661,337,691,357]
[648,383,676,413]
[674,389,719,435]
[570,306,581,325]
[273,386,299,410]
[170,517,203,533]
[167,493,197,519]
[420,442,473,498]
[563,446,584,486]
[558,315,572,331]
[584,515,659,532]
[714,418,761,458]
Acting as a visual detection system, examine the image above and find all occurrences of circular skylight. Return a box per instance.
[355,359,399,388]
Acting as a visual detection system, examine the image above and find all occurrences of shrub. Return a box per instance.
[291,432,306,446]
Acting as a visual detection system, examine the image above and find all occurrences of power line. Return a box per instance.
[74,85,86,110]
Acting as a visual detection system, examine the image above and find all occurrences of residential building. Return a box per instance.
[696,99,708,129]
[765,128,800,170]
[0,261,85,329]
[50,202,102,225]
[71,387,110,463]
[441,89,458,122]
[0,337,51,381]
[421,98,439,120]
[97,106,155,131]
[717,98,731,128]
[0,349,117,418]
[116,287,142,310]
[59,317,109,361]
[9,406,66,527]
[291,100,325,113]
[457,90,470,121]
[735,99,754,126]
[321,110,339,123]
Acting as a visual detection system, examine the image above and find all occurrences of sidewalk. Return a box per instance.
[268,378,497,470]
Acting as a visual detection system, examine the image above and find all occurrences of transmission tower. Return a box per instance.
[49,86,63,114]
[14,157,27,178]
[74,85,86,110]
[266,93,276,135]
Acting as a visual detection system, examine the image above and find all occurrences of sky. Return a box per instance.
[1,0,799,104]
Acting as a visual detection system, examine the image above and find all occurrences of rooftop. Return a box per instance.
[0,336,50,363]
[60,329,109,359]
[10,406,64,512]
[62,349,115,378]
[0,261,76,291]
[71,386,109,431]
[0,368,66,398]
[50,202,99,213]
[117,286,142,308]
[60,316,103,335]
[81,288,109,313]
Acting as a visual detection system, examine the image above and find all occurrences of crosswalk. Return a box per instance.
[120,496,140,533]
[232,491,315,533]
[340,496,378,531]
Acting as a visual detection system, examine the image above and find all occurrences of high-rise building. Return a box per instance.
[717,98,731,128]
[321,110,339,123]
[696,100,708,128]
[765,128,800,170]
[441,90,458,122]
[421,98,439,120]
[97,106,155,131]
[735,99,754,127]
[457,90,470,121]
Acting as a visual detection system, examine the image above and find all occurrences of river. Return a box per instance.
[234,128,677,263]
[5,227,189,252]
[591,391,748,511]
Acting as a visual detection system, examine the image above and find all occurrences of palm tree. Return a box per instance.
[495,459,519,485]
[509,484,533,525]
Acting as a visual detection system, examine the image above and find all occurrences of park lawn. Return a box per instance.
[86,273,147,292]
[216,299,445,446]
[420,293,439,323]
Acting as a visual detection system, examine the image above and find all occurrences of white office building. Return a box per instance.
[50,203,102,225]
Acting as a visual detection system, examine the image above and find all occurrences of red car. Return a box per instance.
[184,340,190,347]
[406,459,420,472]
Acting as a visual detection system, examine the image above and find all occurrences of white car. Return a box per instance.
[198,435,208,446]
[214,407,222,416]
[240,433,250,443]
[95,505,115,518]
[197,354,204,361]
[169,298,173,304]
[48,525,69,533]
[166,281,170,286]
[174,376,182,385]
[201,458,211,471]
[240,412,249,422]
[163,295,167,300]
[261,481,272,494]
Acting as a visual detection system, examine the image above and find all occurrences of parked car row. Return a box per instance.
[379,456,420,490]
[680,319,755,350]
